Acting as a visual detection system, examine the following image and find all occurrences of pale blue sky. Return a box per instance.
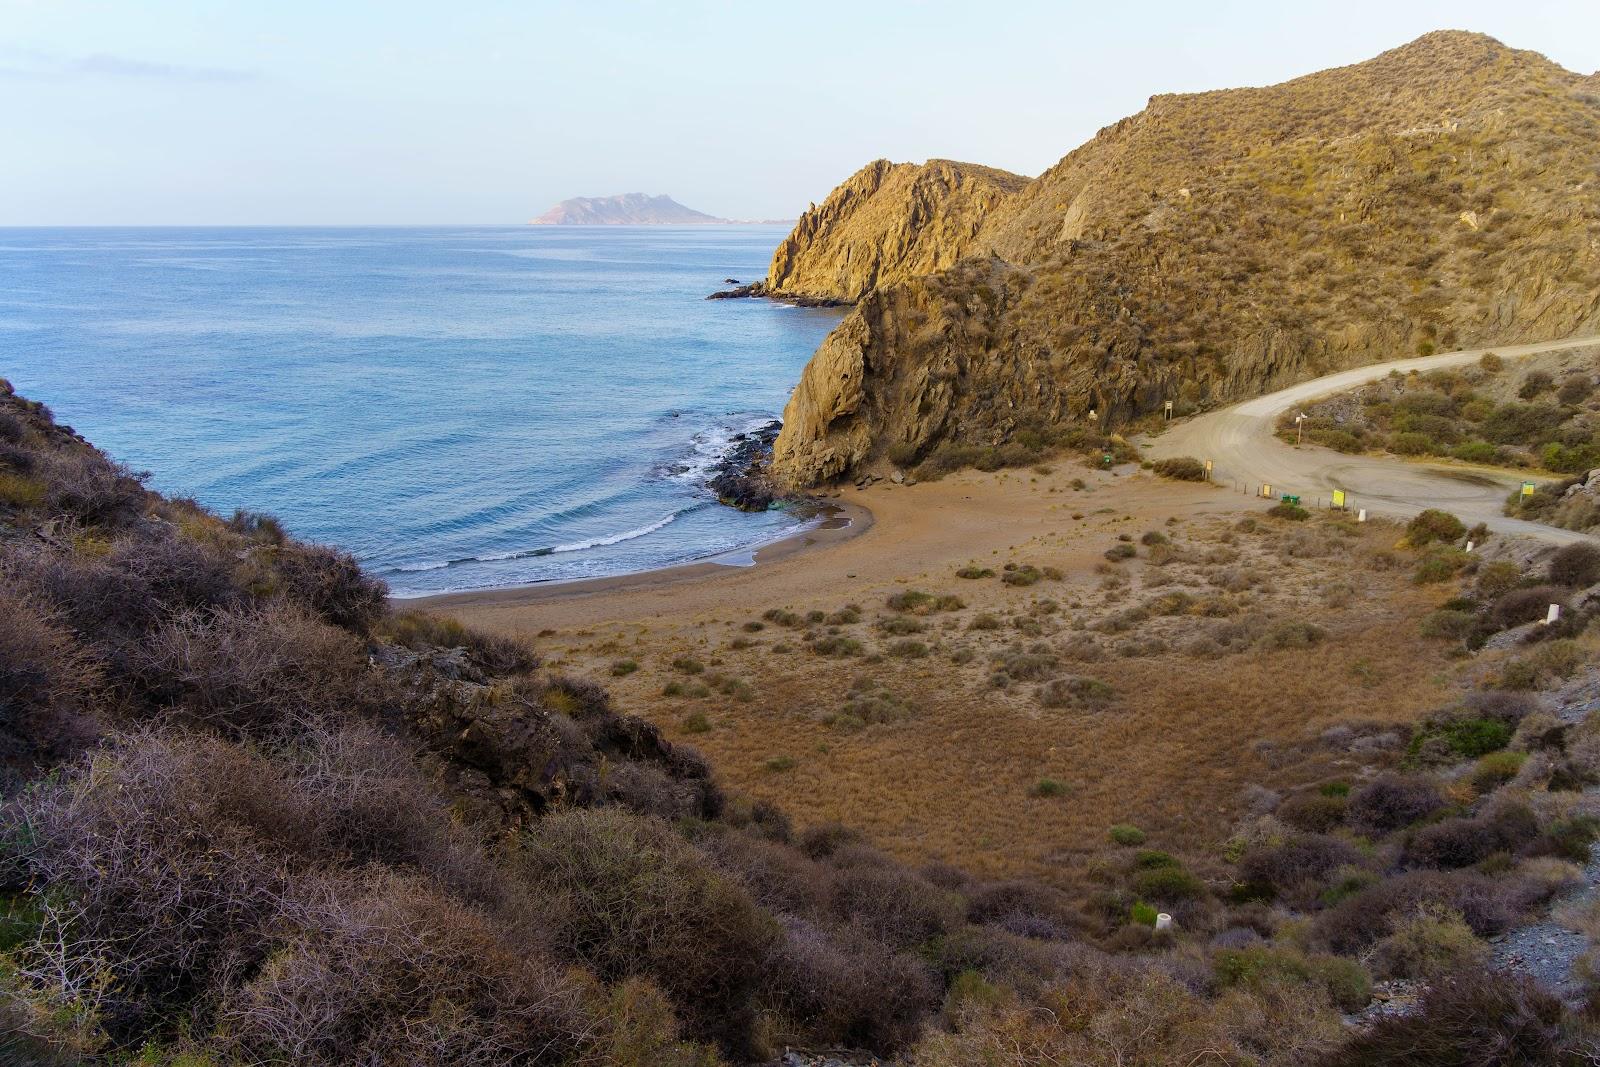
[4,0,1597,225]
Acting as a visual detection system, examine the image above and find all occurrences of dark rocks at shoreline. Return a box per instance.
[706,280,848,308]
[707,420,783,511]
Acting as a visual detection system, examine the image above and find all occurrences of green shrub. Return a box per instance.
[1109,824,1146,846]
[763,755,797,772]
[1030,778,1069,798]
[955,565,994,579]
[611,659,639,677]
[1450,440,1499,464]
[1129,901,1159,927]
[887,639,929,659]
[1213,945,1372,1013]
[1406,509,1466,546]
[1266,502,1308,521]
[670,657,704,675]
[1414,548,1469,584]
[683,711,710,734]
[1132,864,1204,901]
[1470,750,1526,793]
[1103,543,1137,561]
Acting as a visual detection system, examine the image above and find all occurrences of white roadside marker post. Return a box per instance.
[1357,509,1367,523]
[1155,913,1173,931]
[1546,604,1562,626]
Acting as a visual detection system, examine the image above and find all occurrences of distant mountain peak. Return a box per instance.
[529,193,728,226]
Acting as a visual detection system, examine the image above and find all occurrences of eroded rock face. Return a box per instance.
[768,31,1600,487]
[765,159,1029,303]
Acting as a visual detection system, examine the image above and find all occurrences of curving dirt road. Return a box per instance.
[1146,335,1600,543]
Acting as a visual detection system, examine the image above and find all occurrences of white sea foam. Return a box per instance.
[550,510,679,553]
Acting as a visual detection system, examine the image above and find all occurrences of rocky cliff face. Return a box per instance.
[764,159,1029,303]
[770,32,1600,487]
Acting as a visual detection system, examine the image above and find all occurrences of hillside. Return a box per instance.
[530,192,726,225]
[765,159,1030,302]
[768,31,1600,487]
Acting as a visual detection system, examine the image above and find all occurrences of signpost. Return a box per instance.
[1521,482,1537,499]
[1163,400,1173,420]
[1331,489,1346,510]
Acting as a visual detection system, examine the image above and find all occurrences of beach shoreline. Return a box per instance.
[406,500,874,611]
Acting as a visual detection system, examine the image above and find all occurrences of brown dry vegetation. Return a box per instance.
[8,366,1600,1066]
[544,500,1459,882]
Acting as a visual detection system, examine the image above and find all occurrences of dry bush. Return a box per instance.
[759,917,940,1053]
[272,542,389,634]
[219,871,592,1067]
[132,602,381,735]
[1368,904,1487,980]
[513,808,777,1054]
[1345,774,1445,835]
[384,609,541,675]
[1237,833,1364,907]
[0,589,100,764]
[966,880,1086,942]
[1314,870,1530,954]
[1548,540,1600,587]
[4,731,319,1035]
[1403,802,1537,870]
[1492,585,1570,629]
[1325,969,1567,1066]
[827,862,964,948]
[1276,790,1347,833]
[35,451,147,527]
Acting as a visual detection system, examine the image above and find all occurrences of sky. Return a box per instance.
[4,0,1598,226]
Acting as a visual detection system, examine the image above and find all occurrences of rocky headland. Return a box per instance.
[756,32,1600,488]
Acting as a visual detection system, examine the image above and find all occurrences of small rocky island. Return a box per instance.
[530,193,727,225]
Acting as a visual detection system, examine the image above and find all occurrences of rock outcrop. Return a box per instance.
[769,32,1600,487]
[764,159,1029,303]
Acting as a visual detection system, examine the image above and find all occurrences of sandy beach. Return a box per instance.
[414,464,1230,633]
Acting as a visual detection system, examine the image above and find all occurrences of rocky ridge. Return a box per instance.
[765,32,1600,487]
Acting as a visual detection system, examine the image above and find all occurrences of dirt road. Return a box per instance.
[1146,335,1600,542]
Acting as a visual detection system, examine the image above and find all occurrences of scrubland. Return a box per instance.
[8,372,1600,1065]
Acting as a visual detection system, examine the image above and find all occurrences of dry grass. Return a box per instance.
[545,508,1458,881]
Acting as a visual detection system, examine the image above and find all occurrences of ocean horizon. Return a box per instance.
[0,225,842,595]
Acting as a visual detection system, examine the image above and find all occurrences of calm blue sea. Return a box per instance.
[0,226,841,594]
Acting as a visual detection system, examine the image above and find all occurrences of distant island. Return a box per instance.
[530,193,725,225]
[529,192,794,226]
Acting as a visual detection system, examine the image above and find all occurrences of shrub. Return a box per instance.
[1212,945,1371,1013]
[1346,774,1444,835]
[1030,778,1069,798]
[1491,585,1569,629]
[1037,676,1113,709]
[1237,834,1362,906]
[1518,370,1554,399]
[133,603,380,735]
[0,590,100,763]
[383,611,540,675]
[219,873,592,1067]
[1001,565,1043,586]
[670,656,704,675]
[1413,547,1469,584]
[612,659,639,676]
[1276,791,1347,833]
[272,543,388,634]
[1404,805,1537,870]
[828,864,964,948]
[1405,509,1466,546]
[1314,870,1524,954]
[1259,620,1325,649]
[1129,901,1159,927]
[760,918,939,1053]
[1266,502,1308,521]
[1470,750,1527,793]
[1326,970,1564,1066]
[1103,543,1137,561]
[1152,456,1207,481]
[1108,825,1146,846]
[955,565,994,579]
[887,639,929,659]
[1419,609,1475,640]
[1548,541,1600,587]
[515,808,778,1052]
[1131,864,1204,901]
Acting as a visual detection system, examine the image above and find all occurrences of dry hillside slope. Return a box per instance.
[765,158,1030,302]
[769,31,1600,487]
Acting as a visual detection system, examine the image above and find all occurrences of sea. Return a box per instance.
[0,226,843,595]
